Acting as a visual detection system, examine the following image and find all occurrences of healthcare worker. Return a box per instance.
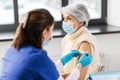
[0,9,92,80]
[61,3,101,80]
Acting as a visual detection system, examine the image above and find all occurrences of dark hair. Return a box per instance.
[13,9,54,50]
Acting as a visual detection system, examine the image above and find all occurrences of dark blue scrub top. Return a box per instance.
[0,45,59,80]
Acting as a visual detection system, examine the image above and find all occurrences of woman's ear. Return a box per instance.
[42,29,48,39]
[79,22,84,27]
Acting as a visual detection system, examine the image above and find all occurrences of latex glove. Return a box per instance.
[61,50,80,65]
[76,52,92,67]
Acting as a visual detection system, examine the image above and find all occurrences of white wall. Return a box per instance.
[108,0,120,26]
[44,37,62,61]
[96,33,120,71]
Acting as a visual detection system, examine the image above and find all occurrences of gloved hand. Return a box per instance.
[76,52,92,68]
[61,50,80,65]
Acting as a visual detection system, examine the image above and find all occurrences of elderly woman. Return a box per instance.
[61,3,101,80]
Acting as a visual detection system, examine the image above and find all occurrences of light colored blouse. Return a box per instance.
[62,26,101,77]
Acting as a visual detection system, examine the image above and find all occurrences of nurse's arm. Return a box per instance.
[58,64,82,80]
[55,59,64,72]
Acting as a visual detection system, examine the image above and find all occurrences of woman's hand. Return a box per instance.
[60,71,70,79]
[76,52,92,67]
[61,50,80,65]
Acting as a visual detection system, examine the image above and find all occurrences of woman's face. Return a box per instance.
[48,24,54,39]
[42,24,54,41]
[63,13,83,29]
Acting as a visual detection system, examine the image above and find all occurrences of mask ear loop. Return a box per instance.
[23,13,29,29]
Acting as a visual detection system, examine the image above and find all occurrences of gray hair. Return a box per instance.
[62,3,90,26]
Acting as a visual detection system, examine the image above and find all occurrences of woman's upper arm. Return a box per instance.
[77,41,91,80]
[79,41,92,54]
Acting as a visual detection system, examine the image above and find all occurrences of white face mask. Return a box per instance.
[62,21,77,33]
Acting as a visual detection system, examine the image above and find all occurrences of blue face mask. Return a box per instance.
[43,36,53,46]
[43,39,50,46]
[62,21,76,33]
